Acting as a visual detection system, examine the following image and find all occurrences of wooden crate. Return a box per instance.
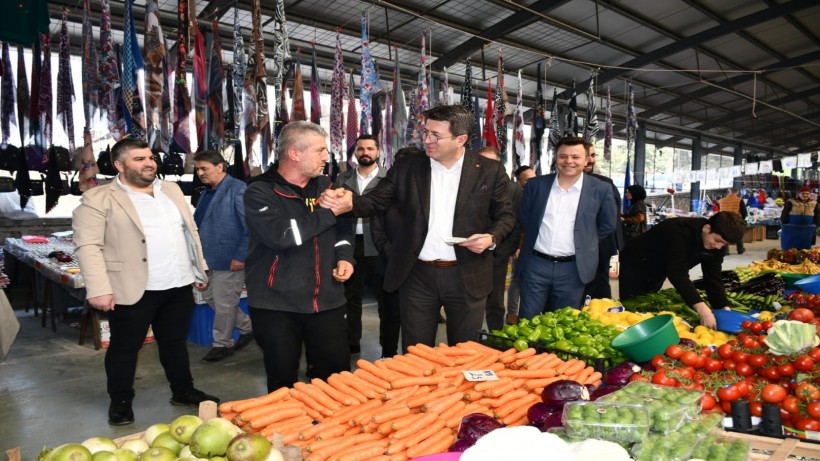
[720,430,820,461]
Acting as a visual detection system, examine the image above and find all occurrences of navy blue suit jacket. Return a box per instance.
[195,175,248,270]
[518,173,617,284]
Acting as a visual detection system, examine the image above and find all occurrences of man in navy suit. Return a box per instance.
[193,151,253,362]
[517,137,617,318]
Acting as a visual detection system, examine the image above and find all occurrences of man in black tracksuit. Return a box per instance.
[244,122,355,392]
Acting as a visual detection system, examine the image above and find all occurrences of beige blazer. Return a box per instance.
[72,179,209,305]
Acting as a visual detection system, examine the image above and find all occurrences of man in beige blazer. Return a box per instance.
[73,138,218,426]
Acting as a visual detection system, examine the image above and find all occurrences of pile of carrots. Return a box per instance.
[218,341,602,461]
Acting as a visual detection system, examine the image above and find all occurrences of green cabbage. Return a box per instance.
[763,320,820,355]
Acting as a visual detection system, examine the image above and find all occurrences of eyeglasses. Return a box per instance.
[421,130,457,143]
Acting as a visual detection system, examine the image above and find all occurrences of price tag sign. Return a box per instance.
[462,370,499,382]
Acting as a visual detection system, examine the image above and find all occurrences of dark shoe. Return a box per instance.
[170,388,220,407]
[738,249,746,255]
[233,333,254,351]
[108,400,134,426]
[202,347,234,363]
[506,313,519,325]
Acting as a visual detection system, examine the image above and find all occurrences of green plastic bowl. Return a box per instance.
[610,314,680,363]
[781,272,811,289]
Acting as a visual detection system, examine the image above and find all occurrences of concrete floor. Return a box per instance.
[0,238,774,458]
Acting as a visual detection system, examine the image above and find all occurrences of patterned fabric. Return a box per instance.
[57,12,76,152]
[291,53,306,121]
[270,0,291,89]
[460,59,479,151]
[16,45,28,143]
[359,13,381,134]
[81,0,99,130]
[173,0,193,162]
[530,62,545,174]
[495,50,509,161]
[29,38,41,145]
[39,34,52,149]
[144,0,166,151]
[192,26,206,149]
[1,43,15,144]
[382,89,392,168]
[275,70,289,159]
[98,0,121,139]
[482,80,498,149]
[78,128,98,191]
[206,20,225,151]
[583,72,599,143]
[310,45,321,125]
[627,81,638,154]
[472,94,481,153]
[390,48,407,156]
[413,33,429,143]
[604,86,613,161]
[345,71,358,163]
[441,67,450,106]
[512,69,526,171]
[329,30,345,167]
[243,44,258,173]
[253,0,271,166]
[122,0,146,140]
[546,87,560,175]
[564,79,577,137]
[231,5,245,142]
[404,88,418,148]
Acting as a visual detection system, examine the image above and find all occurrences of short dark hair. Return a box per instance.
[478,147,501,160]
[707,211,746,244]
[111,138,150,163]
[193,150,227,168]
[356,134,380,149]
[395,146,421,159]
[555,136,589,155]
[514,165,533,179]
[627,184,647,201]
[424,105,473,138]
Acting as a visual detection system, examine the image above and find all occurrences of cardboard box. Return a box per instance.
[99,320,154,349]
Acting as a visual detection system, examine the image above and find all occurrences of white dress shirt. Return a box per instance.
[418,154,465,261]
[355,166,380,235]
[534,174,584,257]
[117,177,195,290]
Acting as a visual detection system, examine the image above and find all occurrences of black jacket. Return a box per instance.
[620,217,728,309]
[243,169,354,313]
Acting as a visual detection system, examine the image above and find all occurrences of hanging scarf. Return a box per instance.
[546,87,560,174]
[81,0,99,130]
[15,140,31,209]
[192,24,206,149]
[144,0,166,150]
[57,11,75,152]
[414,32,429,141]
[360,13,381,134]
[79,128,98,192]
[345,71,358,164]
[583,72,599,143]
[243,43,258,173]
[382,89,392,168]
[442,67,450,106]
[121,0,146,140]
[310,44,321,125]
[460,59,478,151]
[390,48,407,156]
[291,52,306,121]
[270,0,291,89]
[495,49,509,161]
[16,45,28,144]
[253,0,272,167]
[29,38,41,145]
[231,4,245,142]
[1,43,15,145]
[482,80,498,149]
[39,34,53,149]
[565,79,577,137]
[627,81,638,155]
[604,86,613,161]
[513,69,526,171]
[206,20,224,151]
[329,30,346,166]
[530,62,545,173]
[173,0,193,166]
[98,0,121,139]
[405,88,417,149]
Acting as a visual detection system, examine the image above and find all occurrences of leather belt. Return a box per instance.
[419,259,458,268]
[532,250,575,262]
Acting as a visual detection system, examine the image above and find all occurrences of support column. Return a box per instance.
[691,136,703,212]
[733,144,743,190]
[634,123,646,189]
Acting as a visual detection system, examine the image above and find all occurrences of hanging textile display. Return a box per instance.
[15,138,31,209]
[81,0,98,132]
[546,87,560,175]
[173,0,193,168]
[121,0,146,140]
[310,44,321,125]
[512,69,527,171]
[29,37,41,147]
[564,79,577,137]
[460,59,479,152]
[495,49,511,161]
[371,87,383,141]
[382,88,392,168]
[39,33,52,150]
[404,89,417,149]
[224,66,245,181]
[390,47,407,158]
[231,4,244,144]
[1,43,15,145]
[329,30,345,168]
[98,0,121,140]
[471,93,481,152]
[482,79,498,149]
[16,45,28,143]
[441,67,450,106]
[78,128,98,192]
[270,0,291,163]
[144,0,166,151]
[359,13,381,135]
[192,21,206,149]
[604,86,612,161]
[275,69,290,150]
[56,11,75,153]
[413,32,429,144]
[206,19,224,151]
[530,62,545,174]
[291,52,306,121]
[345,70,358,163]
[627,81,638,154]
[583,71,599,143]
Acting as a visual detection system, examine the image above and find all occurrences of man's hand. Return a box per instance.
[332,260,354,282]
[693,302,718,329]
[88,294,115,312]
[319,189,354,216]
[459,234,494,254]
[230,260,245,271]
[194,282,208,291]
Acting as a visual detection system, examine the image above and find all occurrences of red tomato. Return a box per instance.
[750,401,763,417]
[789,308,816,323]
[749,322,764,333]
[704,358,724,373]
[762,320,774,330]
[794,418,820,432]
[809,347,820,362]
[665,344,685,359]
[782,396,801,414]
[741,320,753,330]
[795,382,820,402]
[651,354,669,369]
[716,385,741,402]
[717,344,734,359]
[651,371,679,387]
[723,359,737,371]
[808,402,820,419]
[761,384,788,403]
[794,355,816,372]
[693,355,706,370]
[735,380,752,397]
[735,362,755,377]
[681,351,700,367]
[741,337,762,349]
[747,354,770,368]
[732,351,750,363]
[701,393,717,411]
[629,373,649,383]
[777,363,796,378]
[759,366,781,381]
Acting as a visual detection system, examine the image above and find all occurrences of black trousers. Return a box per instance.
[618,260,664,302]
[485,258,509,332]
[379,288,401,357]
[586,240,615,299]
[249,306,350,392]
[343,237,385,351]
[105,286,195,402]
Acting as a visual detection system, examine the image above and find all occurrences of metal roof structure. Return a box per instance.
[45,0,820,158]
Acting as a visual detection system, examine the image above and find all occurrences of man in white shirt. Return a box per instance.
[73,139,218,426]
[333,135,387,354]
[517,137,617,318]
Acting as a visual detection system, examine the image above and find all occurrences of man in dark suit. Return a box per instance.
[583,143,623,299]
[320,105,515,350]
[517,137,617,319]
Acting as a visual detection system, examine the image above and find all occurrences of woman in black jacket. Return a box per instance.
[622,184,647,242]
